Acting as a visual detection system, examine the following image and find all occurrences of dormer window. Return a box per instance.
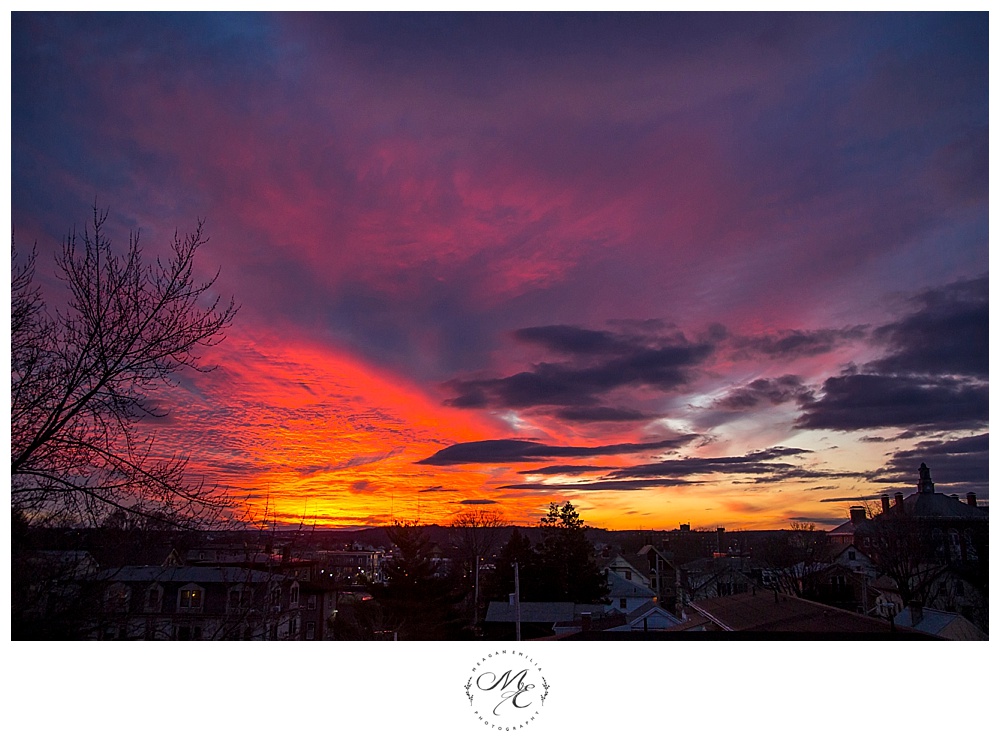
[145,584,164,613]
[178,584,205,612]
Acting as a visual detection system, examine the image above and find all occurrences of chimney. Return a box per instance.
[881,494,891,514]
[908,601,924,627]
[967,492,978,508]
[849,506,867,526]
[894,492,905,508]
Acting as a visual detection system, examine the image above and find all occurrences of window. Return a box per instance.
[105,584,131,614]
[145,585,163,613]
[228,586,251,613]
[619,598,628,610]
[178,584,204,612]
[290,582,300,607]
[624,571,632,580]
[847,550,856,561]
[307,594,317,611]
[306,621,316,640]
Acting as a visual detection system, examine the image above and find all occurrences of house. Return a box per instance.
[892,604,986,640]
[605,568,656,614]
[602,601,684,632]
[14,550,103,636]
[676,556,756,610]
[599,551,651,587]
[636,544,679,609]
[316,549,385,585]
[297,577,344,640]
[482,601,604,639]
[870,566,987,631]
[845,465,987,562]
[841,464,989,634]
[806,563,879,615]
[90,565,301,640]
[831,544,876,577]
[686,591,933,637]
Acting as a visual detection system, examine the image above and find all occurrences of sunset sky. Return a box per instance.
[10,12,988,530]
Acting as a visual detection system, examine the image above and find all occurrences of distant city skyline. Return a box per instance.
[11,12,988,529]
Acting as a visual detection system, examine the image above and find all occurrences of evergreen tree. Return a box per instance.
[537,502,609,604]
[369,523,468,639]
[490,529,545,601]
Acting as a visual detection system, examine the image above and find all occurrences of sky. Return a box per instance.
[10,12,989,530]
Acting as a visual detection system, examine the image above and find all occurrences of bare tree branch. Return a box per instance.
[11,207,239,529]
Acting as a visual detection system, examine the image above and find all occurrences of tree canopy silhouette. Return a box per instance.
[11,207,237,529]
[369,523,468,639]
[489,502,609,605]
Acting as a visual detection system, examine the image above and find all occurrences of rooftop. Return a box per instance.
[689,591,933,635]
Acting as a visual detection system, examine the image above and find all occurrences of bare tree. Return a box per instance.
[451,508,508,570]
[11,206,238,529]
[863,508,930,607]
[760,522,832,598]
[450,508,508,626]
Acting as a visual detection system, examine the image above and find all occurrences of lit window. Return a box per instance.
[178,585,204,612]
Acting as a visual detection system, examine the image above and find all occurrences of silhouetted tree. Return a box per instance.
[760,522,832,598]
[368,523,468,639]
[536,502,609,604]
[450,508,508,624]
[490,529,545,601]
[864,509,931,607]
[11,207,237,529]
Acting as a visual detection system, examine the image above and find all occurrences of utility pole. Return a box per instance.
[473,556,480,629]
[514,561,521,642]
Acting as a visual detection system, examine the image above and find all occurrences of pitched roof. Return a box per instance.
[893,607,986,640]
[894,492,988,520]
[616,601,684,628]
[97,566,289,584]
[689,591,931,635]
[827,520,856,535]
[484,601,581,623]
[606,569,655,598]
